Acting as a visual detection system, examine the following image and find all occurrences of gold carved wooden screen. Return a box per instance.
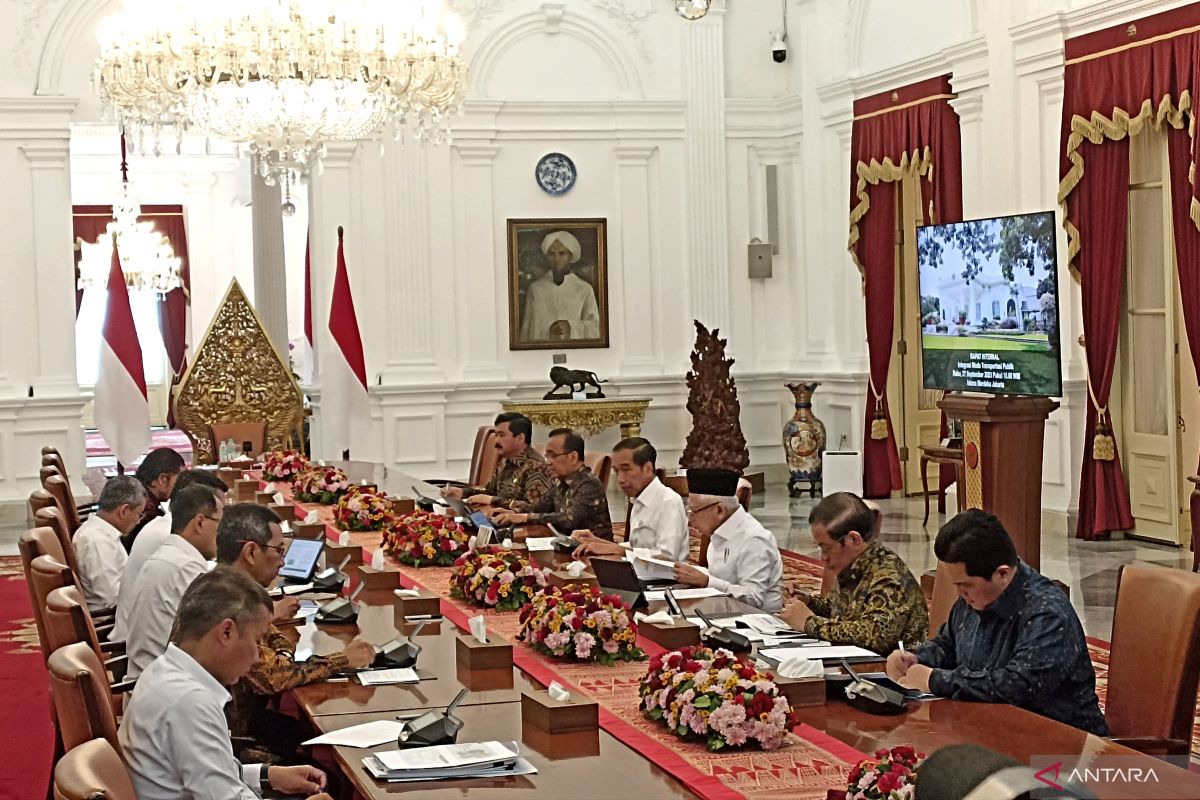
[173,279,304,463]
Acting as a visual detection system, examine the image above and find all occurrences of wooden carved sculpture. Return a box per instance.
[680,321,750,474]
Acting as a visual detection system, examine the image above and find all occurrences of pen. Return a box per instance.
[404,614,442,621]
[899,640,907,656]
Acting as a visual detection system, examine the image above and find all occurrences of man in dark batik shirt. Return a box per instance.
[443,412,554,509]
[491,428,613,540]
[887,509,1107,736]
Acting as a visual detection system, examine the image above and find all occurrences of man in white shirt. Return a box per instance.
[575,438,688,573]
[124,484,224,678]
[73,476,146,613]
[673,468,784,612]
[115,469,230,639]
[119,567,331,800]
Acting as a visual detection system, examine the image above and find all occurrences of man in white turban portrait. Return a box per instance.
[520,230,601,342]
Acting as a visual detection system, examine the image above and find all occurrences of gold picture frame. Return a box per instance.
[507,218,609,351]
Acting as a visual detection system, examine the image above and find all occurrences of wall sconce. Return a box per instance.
[674,0,711,21]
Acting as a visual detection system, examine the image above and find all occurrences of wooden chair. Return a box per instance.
[43,474,85,534]
[47,642,129,755]
[927,561,959,638]
[584,452,612,489]
[52,738,134,800]
[33,506,81,579]
[1104,565,1200,756]
[29,488,56,519]
[44,587,126,677]
[42,446,70,480]
[18,529,67,664]
[208,421,269,461]
[469,427,500,488]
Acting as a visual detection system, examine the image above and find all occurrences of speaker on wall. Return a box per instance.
[748,239,773,279]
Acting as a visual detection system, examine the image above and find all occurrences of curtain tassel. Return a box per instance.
[1092,417,1115,462]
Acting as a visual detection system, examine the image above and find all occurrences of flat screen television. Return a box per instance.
[915,211,1063,397]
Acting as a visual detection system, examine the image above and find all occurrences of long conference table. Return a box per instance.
[257,462,1200,800]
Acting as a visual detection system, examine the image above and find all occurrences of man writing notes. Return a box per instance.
[673,468,783,613]
[886,509,1107,735]
[215,504,375,758]
[119,568,332,800]
[442,412,554,509]
[779,492,927,655]
[575,438,688,567]
[520,230,601,341]
[491,428,613,540]
[72,476,146,614]
[124,484,224,679]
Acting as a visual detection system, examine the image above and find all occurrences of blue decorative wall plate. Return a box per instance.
[535,152,577,196]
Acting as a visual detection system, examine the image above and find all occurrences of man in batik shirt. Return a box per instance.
[491,428,613,540]
[443,412,554,509]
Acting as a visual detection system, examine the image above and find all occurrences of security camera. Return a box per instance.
[771,32,787,63]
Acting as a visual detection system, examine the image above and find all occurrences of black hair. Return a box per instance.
[934,509,1019,578]
[808,492,878,542]
[493,412,533,445]
[548,427,585,460]
[169,485,221,536]
[172,469,229,498]
[613,437,657,467]
[216,504,283,565]
[135,447,186,485]
[170,567,272,644]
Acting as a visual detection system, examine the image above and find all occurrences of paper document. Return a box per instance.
[524,537,555,552]
[303,720,405,748]
[355,668,420,686]
[626,550,676,581]
[758,644,881,661]
[363,756,536,783]
[376,741,518,772]
[644,587,725,602]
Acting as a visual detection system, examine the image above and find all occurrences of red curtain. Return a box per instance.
[1059,3,1200,538]
[849,75,963,498]
[72,204,191,425]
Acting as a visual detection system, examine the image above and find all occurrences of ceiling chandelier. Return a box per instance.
[78,136,183,295]
[94,1,468,187]
[674,0,711,20]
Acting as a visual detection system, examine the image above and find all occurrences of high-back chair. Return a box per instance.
[926,561,960,638]
[47,643,125,754]
[42,446,70,479]
[18,529,69,664]
[52,738,134,800]
[583,452,612,489]
[1104,565,1200,756]
[469,426,500,488]
[43,474,84,534]
[34,506,80,576]
[45,587,125,671]
[29,488,56,519]
[208,421,269,461]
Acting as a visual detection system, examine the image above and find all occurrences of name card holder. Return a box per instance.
[455,632,513,671]
[254,491,275,506]
[324,542,363,567]
[775,676,826,708]
[546,569,599,591]
[270,503,296,523]
[521,690,598,735]
[293,522,326,540]
[356,564,400,590]
[456,662,515,693]
[393,590,442,621]
[638,620,701,651]
[235,479,258,502]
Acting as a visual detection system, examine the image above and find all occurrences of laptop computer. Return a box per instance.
[590,557,684,609]
[277,538,324,583]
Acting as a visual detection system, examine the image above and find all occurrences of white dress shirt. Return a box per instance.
[72,514,127,613]
[113,511,173,639]
[520,272,601,340]
[124,535,208,678]
[119,644,263,800]
[627,477,689,563]
[705,507,784,612]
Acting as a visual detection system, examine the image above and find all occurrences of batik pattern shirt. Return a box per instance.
[801,541,929,655]
[512,466,613,540]
[471,446,555,508]
[915,561,1108,735]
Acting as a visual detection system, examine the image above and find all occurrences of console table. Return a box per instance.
[500,398,651,438]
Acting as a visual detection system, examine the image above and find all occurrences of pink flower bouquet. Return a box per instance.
[449,547,547,612]
[333,486,395,532]
[293,465,351,505]
[384,512,470,567]
[517,584,645,665]
[845,746,924,800]
[262,449,309,482]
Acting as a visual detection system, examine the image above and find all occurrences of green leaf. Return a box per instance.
[693,696,711,709]
[676,724,690,737]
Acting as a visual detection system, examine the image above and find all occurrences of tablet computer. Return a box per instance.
[278,538,324,582]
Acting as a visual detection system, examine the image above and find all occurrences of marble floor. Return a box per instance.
[3,476,1191,642]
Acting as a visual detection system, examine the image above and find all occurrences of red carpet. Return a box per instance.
[0,556,53,800]
[85,428,193,459]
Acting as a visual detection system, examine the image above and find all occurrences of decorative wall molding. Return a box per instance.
[725,96,804,140]
[34,0,107,96]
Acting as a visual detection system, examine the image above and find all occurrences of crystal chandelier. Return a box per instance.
[94,1,468,186]
[78,136,183,295]
[674,0,711,20]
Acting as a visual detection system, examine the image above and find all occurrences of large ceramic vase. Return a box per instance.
[783,382,827,497]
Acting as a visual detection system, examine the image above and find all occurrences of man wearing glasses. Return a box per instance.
[491,427,613,540]
[123,484,226,679]
[672,468,783,612]
[215,504,375,761]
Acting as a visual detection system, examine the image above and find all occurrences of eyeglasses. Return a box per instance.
[202,515,222,525]
[686,502,719,517]
[544,450,568,460]
[239,539,287,556]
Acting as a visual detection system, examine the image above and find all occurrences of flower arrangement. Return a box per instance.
[293,465,351,505]
[844,746,924,800]
[262,449,309,482]
[384,512,471,567]
[517,584,645,666]
[333,486,395,532]
[449,547,547,612]
[638,646,797,752]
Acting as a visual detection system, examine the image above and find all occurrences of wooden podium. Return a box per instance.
[937,395,1058,570]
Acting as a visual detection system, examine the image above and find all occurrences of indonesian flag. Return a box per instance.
[321,226,370,457]
[298,235,315,384]
[93,241,151,465]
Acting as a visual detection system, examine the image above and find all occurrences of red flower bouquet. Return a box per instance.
[262,449,309,482]
[333,486,395,532]
[517,584,645,665]
[293,465,351,505]
[845,746,924,799]
[384,512,470,567]
[638,646,798,752]
[449,547,547,612]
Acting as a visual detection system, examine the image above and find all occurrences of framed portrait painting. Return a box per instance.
[507,218,609,350]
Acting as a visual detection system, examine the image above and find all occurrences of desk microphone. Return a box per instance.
[373,619,430,669]
[396,688,468,747]
[663,587,685,618]
[315,580,365,624]
[694,611,752,652]
[312,554,352,592]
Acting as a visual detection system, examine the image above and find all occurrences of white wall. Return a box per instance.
[0,0,1192,515]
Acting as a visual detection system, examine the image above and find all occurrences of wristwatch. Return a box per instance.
[260,768,272,794]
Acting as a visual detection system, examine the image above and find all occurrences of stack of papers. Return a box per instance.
[355,668,420,686]
[681,613,815,644]
[524,537,555,552]
[758,644,881,662]
[363,741,537,783]
[643,587,726,602]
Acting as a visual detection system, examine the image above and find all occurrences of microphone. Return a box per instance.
[312,553,352,591]
[373,619,430,669]
[316,579,365,624]
[396,688,468,747]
